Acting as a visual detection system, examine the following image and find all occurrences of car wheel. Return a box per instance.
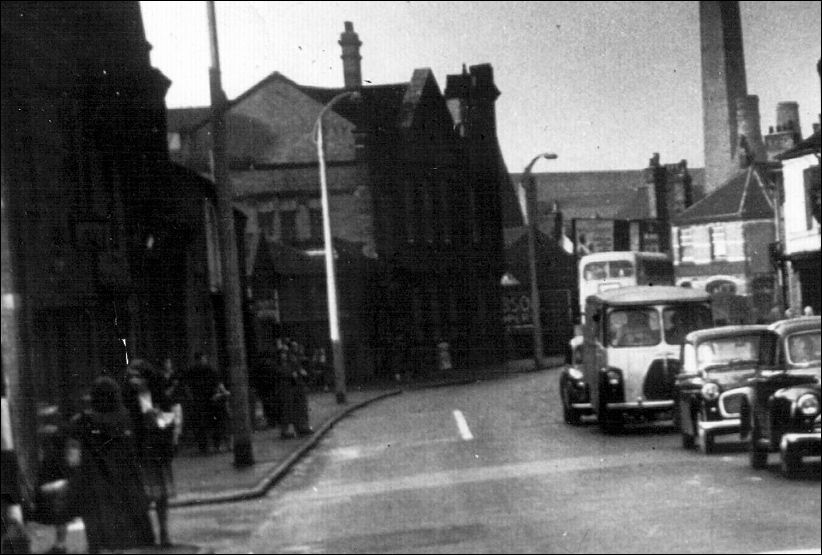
[781,447,801,478]
[749,424,768,469]
[696,411,715,455]
[561,383,582,426]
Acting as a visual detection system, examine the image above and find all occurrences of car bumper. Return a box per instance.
[698,418,741,434]
[571,402,592,411]
[780,432,821,456]
[606,400,674,411]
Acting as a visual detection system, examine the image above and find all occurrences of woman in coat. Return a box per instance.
[66,376,154,553]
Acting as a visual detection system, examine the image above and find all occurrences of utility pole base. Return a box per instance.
[232,441,254,468]
[335,391,347,405]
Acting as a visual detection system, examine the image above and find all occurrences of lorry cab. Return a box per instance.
[582,286,713,432]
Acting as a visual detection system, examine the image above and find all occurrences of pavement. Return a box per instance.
[24,355,564,554]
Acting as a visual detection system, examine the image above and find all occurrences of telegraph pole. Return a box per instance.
[206,1,253,467]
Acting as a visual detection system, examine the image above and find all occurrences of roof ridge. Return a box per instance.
[736,165,753,216]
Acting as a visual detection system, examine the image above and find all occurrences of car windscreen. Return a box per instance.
[663,303,714,345]
[786,330,821,366]
[608,308,660,347]
[696,334,762,372]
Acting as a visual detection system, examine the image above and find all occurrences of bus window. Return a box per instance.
[663,304,713,345]
[584,262,607,281]
[608,308,660,347]
[609,260,634,278]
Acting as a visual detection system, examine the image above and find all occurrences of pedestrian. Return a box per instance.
[254,349,282,428]
[31,405,75,554]
[123,359,177,547]
[158,357,186,451]
[310,347,331,392]
[66,376,154,554]
[184,352,230,454]
[289,342,313,438]
[276,346,313,439]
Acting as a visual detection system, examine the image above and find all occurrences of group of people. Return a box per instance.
[25,340,329,553]
[252,338,322,440]
[32,358,183,553]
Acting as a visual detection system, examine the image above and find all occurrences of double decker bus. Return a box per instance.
[578,251,675,317]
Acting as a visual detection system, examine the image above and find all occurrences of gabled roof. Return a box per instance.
[672,165,774,225]
[166,69,420,136]
[776,130,821,161]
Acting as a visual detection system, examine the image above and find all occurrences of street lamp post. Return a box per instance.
[314,91,360,404]
[521,152,558,371]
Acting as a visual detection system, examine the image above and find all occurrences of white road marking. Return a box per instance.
[758,550,821,554]
[453,409,474,441]
[326,437,457,461]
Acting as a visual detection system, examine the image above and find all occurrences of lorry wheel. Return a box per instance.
[562,384,582,426]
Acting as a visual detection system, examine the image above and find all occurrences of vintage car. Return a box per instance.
[739,316,821,477]
[579,286,715,432]
[674,325,768,453]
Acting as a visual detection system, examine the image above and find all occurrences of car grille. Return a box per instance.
[643,359,678,401]
[719,391,745,417]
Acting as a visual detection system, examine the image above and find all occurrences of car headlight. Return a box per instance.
[606,370,621,386]
[701,382,720,401]
[796,394,820,417]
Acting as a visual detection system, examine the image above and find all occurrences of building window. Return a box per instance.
[678,228,694,263]
[805,166,821,230]
[280,210,296,244]
[709,225,726,259]
[258,211,276,241]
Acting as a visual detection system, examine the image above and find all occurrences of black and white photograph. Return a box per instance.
[1,1,820,553]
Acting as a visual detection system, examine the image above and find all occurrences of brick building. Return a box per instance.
[671,163,777,320]
[168,23,511,378]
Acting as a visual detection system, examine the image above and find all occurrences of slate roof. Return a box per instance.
[672,165,774,225]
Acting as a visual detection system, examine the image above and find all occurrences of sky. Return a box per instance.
[140,1,821,174]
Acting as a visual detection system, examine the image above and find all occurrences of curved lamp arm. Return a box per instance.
[312,91,362,144]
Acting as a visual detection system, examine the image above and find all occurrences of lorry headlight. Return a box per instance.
[701,382,720,401]
[606,370,621,386]
[797,394,820,417]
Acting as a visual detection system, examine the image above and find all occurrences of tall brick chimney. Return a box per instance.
[700,1,748,194]
[339,21,362,90]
